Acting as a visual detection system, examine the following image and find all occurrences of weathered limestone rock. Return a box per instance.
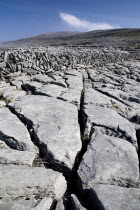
[32,74,54,84]
[10,95,82,169]
[88,185,140,210]
[60,72,83,107]
[55,195,86,210]
[0,107,36,152]
[0,100,6,107]
[3,89,26,102]
[34,197,53,210]
[78,135,139,189]
[0,199,37,210]
[83,104,137,146]
[0,47,140,210]
[55,199,65,210]
[35,83,66,97]
[71,194,86,210]
[22,81,43,93]
[84,88,112,106]
[0,149,36,166]
[83,87,132,118]
[0,165,66,200]
[11,80,23,89]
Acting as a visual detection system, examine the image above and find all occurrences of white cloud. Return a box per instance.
[59,12,120,31]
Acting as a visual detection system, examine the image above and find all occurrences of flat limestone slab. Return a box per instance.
[10,95,82,169]
[0,148,36,166]
[0,165,66,201]
[83,104,137,146]
[0,107,36,152]
[78,135,139,189]
[89,184,140,210]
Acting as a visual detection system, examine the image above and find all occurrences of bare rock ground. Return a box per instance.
[0,46,140,209]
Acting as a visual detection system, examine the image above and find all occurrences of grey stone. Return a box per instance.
[32,74,54,84]
[34,197,53,210]
[83,104,137,146]
[0,100,6,107]
[0,107,36,152]
[55,199,65,210]
[78,135,139,189]
[55,195,86,210]
[60,73,83,107]
[84,88,112,106]
[11,80,23,89]
[0,199,37,210]
[10,95,81,169]
[36,83,66,97]
[0,140,9,149]
[0,148,36,166]
[3,89,26,102]
[88,184,140,210]
[71,194,86,210]
[0,164,66,200]
[22,81,43,92]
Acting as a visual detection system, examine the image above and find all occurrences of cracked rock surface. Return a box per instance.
[88,185,140,210]
[0,46,140,209]
[9,95,82,169]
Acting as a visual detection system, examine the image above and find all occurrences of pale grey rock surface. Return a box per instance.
[3,89,26,102]
[32,74,54,84]
[84,88,112,106]
[0,47,140,210]
[10,95,81,169]
[0,100,6,107]
[0,85,26,102]
[35,83,66,97]
[78,135,139,189]
[34,197,53,210]
[0,107,36,152]
[0,197,53,210]
[55,199,65,210]
[55,195,86,210]
[0,148,36,166]
[60,72,83,107]
[88,184,140,210]
[71,194,86,210]
[11,80,23,89]
[83,104,137,146]
[0,199,37,210]
[0,165,66,200]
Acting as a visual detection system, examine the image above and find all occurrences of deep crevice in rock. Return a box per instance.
[95,88,131,107]
[8,104,71,173]
[90,123,135,145]
[0,130,27,151]
[136,129,140,172]
[63,83,93,209]
[50,199,57,210]
[5,77,110,210]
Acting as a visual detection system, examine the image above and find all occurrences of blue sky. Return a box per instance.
[0,0,140,42]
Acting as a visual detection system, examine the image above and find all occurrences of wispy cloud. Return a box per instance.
[59,12,120,31]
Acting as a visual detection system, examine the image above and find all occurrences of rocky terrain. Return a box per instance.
[0,29,140,49]
[0,46,140,209]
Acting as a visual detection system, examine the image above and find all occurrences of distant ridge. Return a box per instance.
[0,28,140,49]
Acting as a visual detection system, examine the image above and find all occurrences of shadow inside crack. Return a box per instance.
[136,129,140,172]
